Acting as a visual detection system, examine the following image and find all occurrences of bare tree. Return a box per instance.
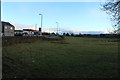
[102,0,120,32]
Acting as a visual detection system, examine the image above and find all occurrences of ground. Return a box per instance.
[2,37,118,78]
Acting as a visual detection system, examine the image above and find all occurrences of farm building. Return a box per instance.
[15,30,23,36]
[23,29,40,36]
[2,21,15,36]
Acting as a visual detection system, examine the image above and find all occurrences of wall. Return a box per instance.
[4,25,14,36]
[23,31,34,36]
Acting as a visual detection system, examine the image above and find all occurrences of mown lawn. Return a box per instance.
[2,37,118,78]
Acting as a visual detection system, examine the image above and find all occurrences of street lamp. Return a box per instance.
[39,14,43,36]
[56,22,59,35]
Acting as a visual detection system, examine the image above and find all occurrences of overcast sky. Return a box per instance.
[1,2,113,34]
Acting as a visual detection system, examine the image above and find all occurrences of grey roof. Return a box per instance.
[2,21,15,33]
[2,21,15,27]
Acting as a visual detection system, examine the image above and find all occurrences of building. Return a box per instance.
[23,29,40,36]
[2,21,15,36]
[15,30,23,36]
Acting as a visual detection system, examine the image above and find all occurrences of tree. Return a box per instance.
[63,33,66,36]
[102,0,120,32]
[66,33,70,36]
[70,33,74,36]
[51,32,55,35]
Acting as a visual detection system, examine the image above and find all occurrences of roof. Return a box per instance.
[15,30,23,32]
[23,29,38,31]
[2,21,15,27]
[2,21,15,33]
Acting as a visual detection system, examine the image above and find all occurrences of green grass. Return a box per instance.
[2,37,118,78]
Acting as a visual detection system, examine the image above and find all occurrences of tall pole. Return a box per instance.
[39,14,43,36]
[58,23,60,35]
[35,24,37,30]
[56,22,58,35]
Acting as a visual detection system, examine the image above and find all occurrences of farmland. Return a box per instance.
[2,37,118,78]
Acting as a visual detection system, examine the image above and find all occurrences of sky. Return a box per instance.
[1,2,114,34]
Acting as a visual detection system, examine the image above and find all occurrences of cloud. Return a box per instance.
[43,28,55,33]
[13,23,35,30]
[43,28,109,34]
[13,23,109,34]
[75,30,109,34]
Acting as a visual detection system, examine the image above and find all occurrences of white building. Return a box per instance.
[23,29,40,36]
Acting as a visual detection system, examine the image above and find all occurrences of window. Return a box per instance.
[10,27,13,30]
[5,26,7,29]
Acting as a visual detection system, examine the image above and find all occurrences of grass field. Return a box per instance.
[2,37,118,78]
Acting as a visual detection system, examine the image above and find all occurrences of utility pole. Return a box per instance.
[56,22,58,35]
